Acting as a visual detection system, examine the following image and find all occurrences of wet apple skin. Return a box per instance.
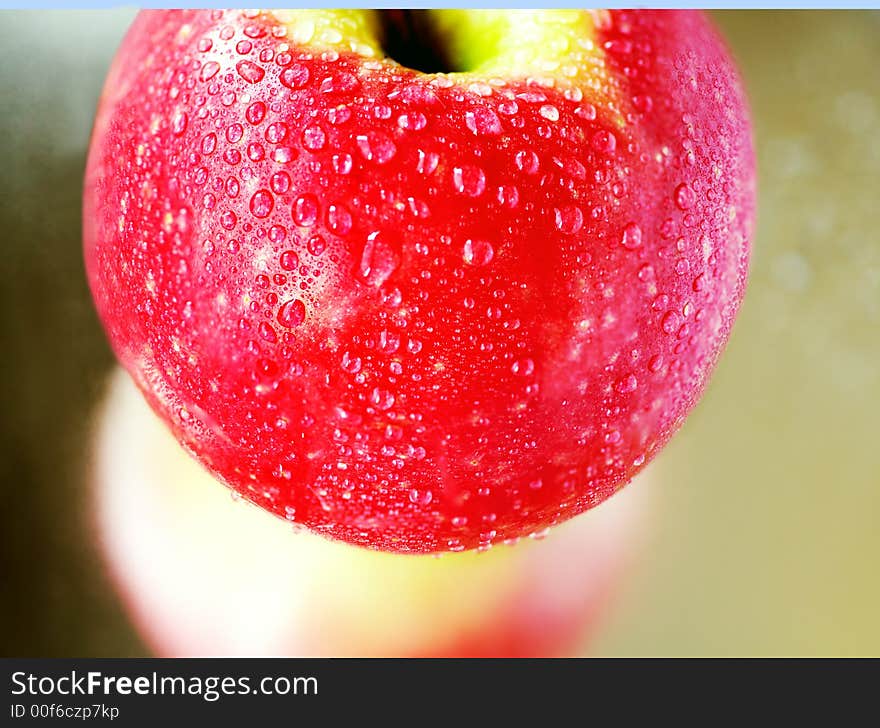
[84,10,754,553]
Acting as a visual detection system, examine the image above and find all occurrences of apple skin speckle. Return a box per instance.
[84,9,754,553]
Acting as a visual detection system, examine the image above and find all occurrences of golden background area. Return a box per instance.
[0,11,877,656]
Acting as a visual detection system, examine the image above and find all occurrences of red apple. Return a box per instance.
[91,368,650,657]
[84,10,754,552]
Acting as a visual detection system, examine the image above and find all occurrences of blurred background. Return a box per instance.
[0,10,878,656]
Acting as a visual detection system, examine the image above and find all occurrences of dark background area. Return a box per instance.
[1,10,879,656]
[0,11,141,655]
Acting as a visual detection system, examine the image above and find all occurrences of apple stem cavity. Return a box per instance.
[272,9,605,82]
[378,10,456,75]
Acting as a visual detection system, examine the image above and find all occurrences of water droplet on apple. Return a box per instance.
[331,153,352,174]
[249,189,274,218]
[465,107,502,136]
[512,358,535,377]
[307,235,326,256]
[514,149,540,174]
[398,112,427,131]
[259,358,286,384]
[277,298,306,328]
[356,132,396,163]
[226,123,244,144]
[220,210,237,230]
[200,132,217,155]
[406,197,430,218]
[633,94,654,113]
[661,310,681,334]
[605,429,621,445]
[397,83,440,106]
[258,321,277,343]
[200,61,220,82]
[516,90,546,104]
[326,203,352,235]
[674,182,696,210]
[369,106,391,125]
[172,112,188,136]
[539,104,560,122]
[497,185,520,208]
[272,146,295,164]
[245,101,266,125]
[279,64,309,89]
[270,172,290,194]
[621,222,643,249]
[378,330,400,354]
[498,99,518,115]
[301,124,326,151]
[264,122,288,144]
[554,205,584,234]
[235,59,264,84]
[416,149,439,174]
[409,488,433,506]
[463,239,494,267]
[341,351,362,374]
[268,225,287,243]
[591,129,617,153]
[320,72,360,94]
[326,105,351,125]
[382,287,403,308]
[355,231,397,287]
[370,387,395,410]
[292,194,318,226]
[554,156,587,180]
[279,250,299,270]
[452,164,486,197]
[575,103,597,121]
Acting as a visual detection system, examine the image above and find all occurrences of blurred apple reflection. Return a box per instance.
[91,369,648,657]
